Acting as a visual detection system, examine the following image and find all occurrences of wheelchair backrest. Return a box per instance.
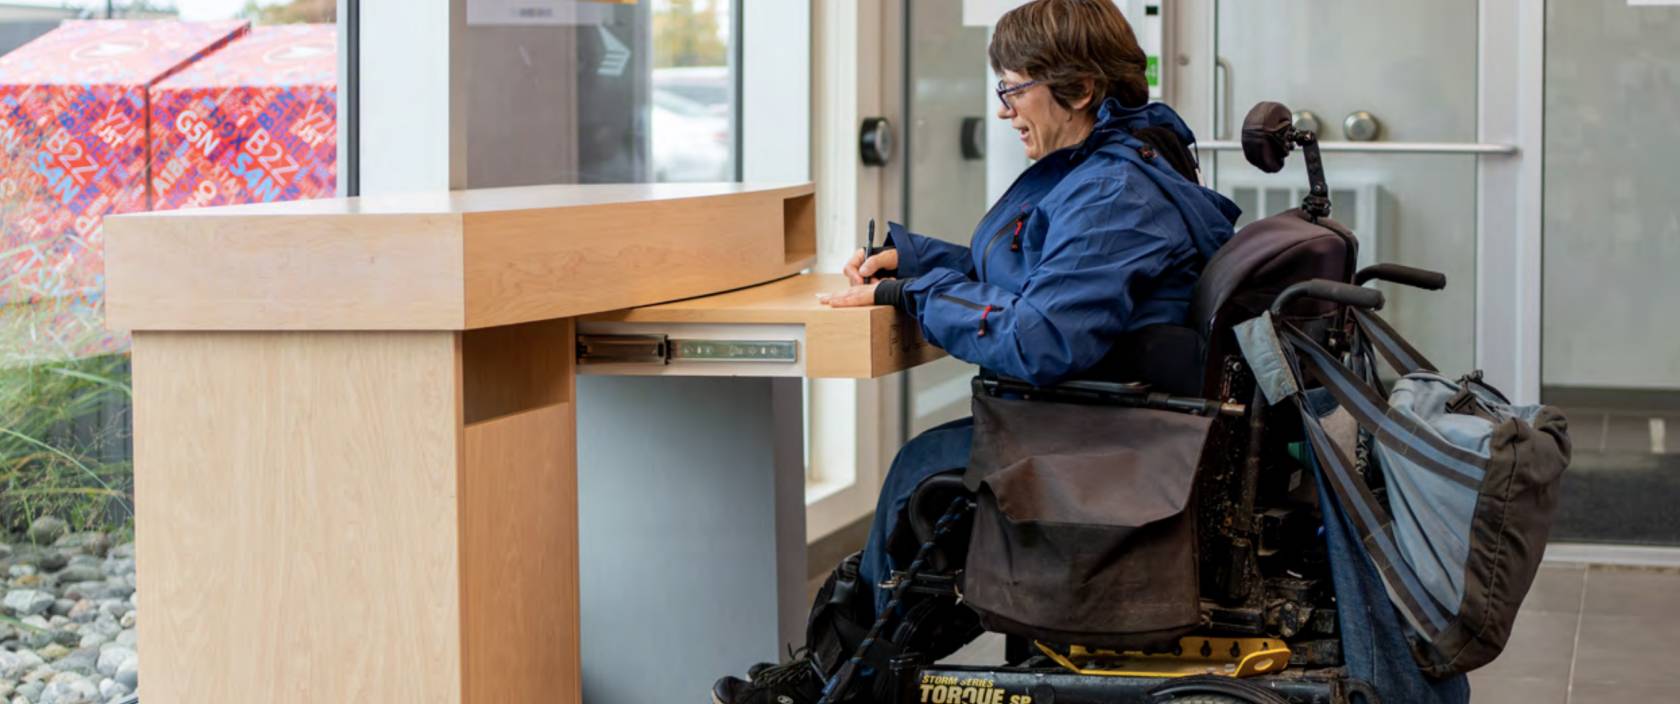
[1185,102,1362,396]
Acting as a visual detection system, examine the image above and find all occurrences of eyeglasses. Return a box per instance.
[995,79,1041,110]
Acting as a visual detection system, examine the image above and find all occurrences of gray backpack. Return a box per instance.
[1238,307,1571,676]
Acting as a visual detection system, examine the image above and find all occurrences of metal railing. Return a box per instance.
[1195,140,1519,156]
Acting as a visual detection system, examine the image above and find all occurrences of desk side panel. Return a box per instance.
[460,404,579,704]
[132,331,465,704]
[459,318,581,703]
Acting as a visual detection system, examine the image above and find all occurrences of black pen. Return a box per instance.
[865,218,876,282]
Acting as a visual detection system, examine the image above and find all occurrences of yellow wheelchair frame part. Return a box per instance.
[1036,636,1293,679]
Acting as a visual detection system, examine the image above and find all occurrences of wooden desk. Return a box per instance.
[102,183,938,703]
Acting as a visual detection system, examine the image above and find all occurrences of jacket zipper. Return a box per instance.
[936,294,1002,337]
[978,214,1026,282]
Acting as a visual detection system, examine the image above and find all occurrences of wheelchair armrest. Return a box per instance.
[974,374,1245,418]
[1355,262,1447,290]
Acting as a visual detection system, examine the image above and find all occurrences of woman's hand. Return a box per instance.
[843,247,900,285]
[818,281,879,308]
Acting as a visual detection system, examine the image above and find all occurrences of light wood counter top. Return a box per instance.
[104,182,815,331]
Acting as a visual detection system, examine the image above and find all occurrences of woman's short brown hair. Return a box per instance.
[989,0,1150,111]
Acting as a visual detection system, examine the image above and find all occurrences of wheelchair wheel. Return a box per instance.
[1145,675,1292,704]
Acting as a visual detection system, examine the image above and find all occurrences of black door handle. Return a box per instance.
[961,116,985,161]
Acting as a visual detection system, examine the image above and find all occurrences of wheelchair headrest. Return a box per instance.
[1241,101,1295,173]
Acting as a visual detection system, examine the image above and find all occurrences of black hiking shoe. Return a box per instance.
[712,651,826,704]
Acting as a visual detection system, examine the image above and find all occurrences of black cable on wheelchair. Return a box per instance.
[817,496,974,704]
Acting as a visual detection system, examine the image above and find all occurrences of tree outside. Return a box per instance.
[241,0,335,24]
[653,0,726,68]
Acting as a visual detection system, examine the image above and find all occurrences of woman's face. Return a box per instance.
[997,69,1093,160]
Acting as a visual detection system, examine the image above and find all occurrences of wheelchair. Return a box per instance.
[838,103,1452,704]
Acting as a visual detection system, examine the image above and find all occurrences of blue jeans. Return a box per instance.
[1305,389,1471,703]
[856,417,974,617]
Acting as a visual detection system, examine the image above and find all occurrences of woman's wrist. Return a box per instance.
[873,277,912,309]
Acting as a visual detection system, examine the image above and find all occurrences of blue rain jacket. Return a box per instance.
[887,99,1241,385]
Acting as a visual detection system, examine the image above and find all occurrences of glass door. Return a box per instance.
[1540,0,1680,546]
[901,0,991,437]
[1205,0,1487,375]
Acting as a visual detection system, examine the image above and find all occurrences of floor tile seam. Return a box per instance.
[1565,567,1587,704]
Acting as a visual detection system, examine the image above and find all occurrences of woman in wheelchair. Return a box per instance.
[713,2,1241,702]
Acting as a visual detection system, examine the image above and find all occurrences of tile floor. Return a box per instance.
[815,562,1680,702]
[1467,562,1680,704]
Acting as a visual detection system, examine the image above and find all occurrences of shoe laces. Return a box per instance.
[753,646,819,688]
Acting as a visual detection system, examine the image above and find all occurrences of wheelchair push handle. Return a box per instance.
[1355,263,1447,290]
[1271,279,1384,316]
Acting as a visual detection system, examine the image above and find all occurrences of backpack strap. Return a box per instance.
[1281,325,1486,488]
[1351,308,1436,376]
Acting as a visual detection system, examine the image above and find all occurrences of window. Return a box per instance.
[0,1,340,692]
[456,0,738,190]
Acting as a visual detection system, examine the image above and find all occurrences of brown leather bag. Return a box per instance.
[961,392,1214,650]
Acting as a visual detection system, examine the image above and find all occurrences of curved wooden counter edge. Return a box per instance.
[582,273,946,379]
[103,182,816,331]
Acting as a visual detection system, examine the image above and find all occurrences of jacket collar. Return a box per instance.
[1069,98,1200,161]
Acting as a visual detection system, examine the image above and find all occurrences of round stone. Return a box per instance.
[54,566,103,585]
[40,673,99,704]
[96,647,133,678]
[34,550,68,572]
[96,601,129,621]
[114,655,138,689]
[0,649,45,679]
[4,589,55,617]
[97,677,128,700]
[23,663,55,683]
[67,600,97,623]
[26,517,68,546]
[54,647,100,676]
[51,533,110,559]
